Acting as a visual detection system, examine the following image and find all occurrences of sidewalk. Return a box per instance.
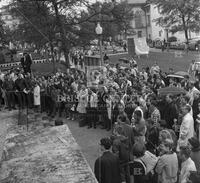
[0,110,18,160]
[0,111,99,183]
[150,47,200,55]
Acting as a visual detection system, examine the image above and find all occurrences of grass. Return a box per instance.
[108,50,200,72]
[2,49,198,74]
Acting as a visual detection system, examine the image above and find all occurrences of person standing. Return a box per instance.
[21,52,32,74]
[163,94,178,129]
[179,146,196,183]
[77,84,88,126]
[87,89,98,129]
[188,60,196,78]
[14,73,26,109]
[155,139,179,183]
[3,74,16,110]
[33,81,40,112]
[147,98,161,128]
[94,138,121,183]
[177,105,195,151]
[188,137,200,172]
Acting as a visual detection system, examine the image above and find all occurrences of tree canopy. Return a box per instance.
[150,0,200,43]
[7,0,134,66]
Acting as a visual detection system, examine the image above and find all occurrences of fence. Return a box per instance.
[0,58,52,69]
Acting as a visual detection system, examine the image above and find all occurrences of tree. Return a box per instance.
[8,0,133,68]
[77,1,134,43]
[9,0,90,68]
[149,0,200,44]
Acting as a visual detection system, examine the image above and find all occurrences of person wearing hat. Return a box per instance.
[94,138,121,183]
[188,137,200,172]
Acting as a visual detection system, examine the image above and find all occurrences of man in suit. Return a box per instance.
[86,88,98,129]
[94,138,121,183]
[14,73,27,109]
[20,52,32,74]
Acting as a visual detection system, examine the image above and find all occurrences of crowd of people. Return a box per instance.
[0,54,200,183]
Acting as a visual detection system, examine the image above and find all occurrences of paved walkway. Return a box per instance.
[64,119,111,171]
[0,110,18,160]
[0,110,111,172]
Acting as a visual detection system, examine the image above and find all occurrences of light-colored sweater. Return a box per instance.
[156,152,178,183]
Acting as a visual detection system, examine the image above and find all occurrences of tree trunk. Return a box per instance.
[49,41,56,73]
[182,16,189,44]
[52,1,70,68]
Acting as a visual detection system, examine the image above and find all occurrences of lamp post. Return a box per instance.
[95,22,103,66]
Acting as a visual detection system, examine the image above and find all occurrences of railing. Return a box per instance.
[0,58,52,68]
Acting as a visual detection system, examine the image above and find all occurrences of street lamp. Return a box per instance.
[95,22,103,66]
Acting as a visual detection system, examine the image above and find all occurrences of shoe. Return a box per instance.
[66,117,71,120]
[71,118,74,121]
[94,126,96,129]
[88,126,92,129]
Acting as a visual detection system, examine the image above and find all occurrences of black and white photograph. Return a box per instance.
[0,0,200,182]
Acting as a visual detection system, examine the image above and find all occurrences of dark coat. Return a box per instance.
[3,79,14,91]
[94,151,121,183]
[15,78,26,91]
[163,101,178,129]
[146,126,159,154]
[24,54,32,67]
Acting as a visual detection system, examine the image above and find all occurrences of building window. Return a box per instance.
[149,34,151,39]
[147,15,150,26]
[146,6,150,13]
[159,30,163,37]
[135,10,144,28]
[138,31,142,38]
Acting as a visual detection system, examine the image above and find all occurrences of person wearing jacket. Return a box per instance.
[155,139,178,183]
[179,146,196,183]
[94,138,121,183]
[188,137,200,172]
[177,105,195,151]
[86,88,98,129]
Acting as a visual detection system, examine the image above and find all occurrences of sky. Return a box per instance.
[0,0,9,7]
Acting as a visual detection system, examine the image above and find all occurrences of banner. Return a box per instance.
[134,37,150,55]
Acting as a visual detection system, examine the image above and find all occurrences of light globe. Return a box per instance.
[95,22,103,35]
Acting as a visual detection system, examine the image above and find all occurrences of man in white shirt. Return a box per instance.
[179,146,196,183]
[187,81,200,105]
[177,105,195,151]
[188,60,195,77]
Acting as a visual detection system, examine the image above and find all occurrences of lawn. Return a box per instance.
[2,49,199,74]
[108,50,200,72]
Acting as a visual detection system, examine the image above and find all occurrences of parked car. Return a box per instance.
[175,41,185,50]
[188,38,200,51]
[169,40,185,50]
